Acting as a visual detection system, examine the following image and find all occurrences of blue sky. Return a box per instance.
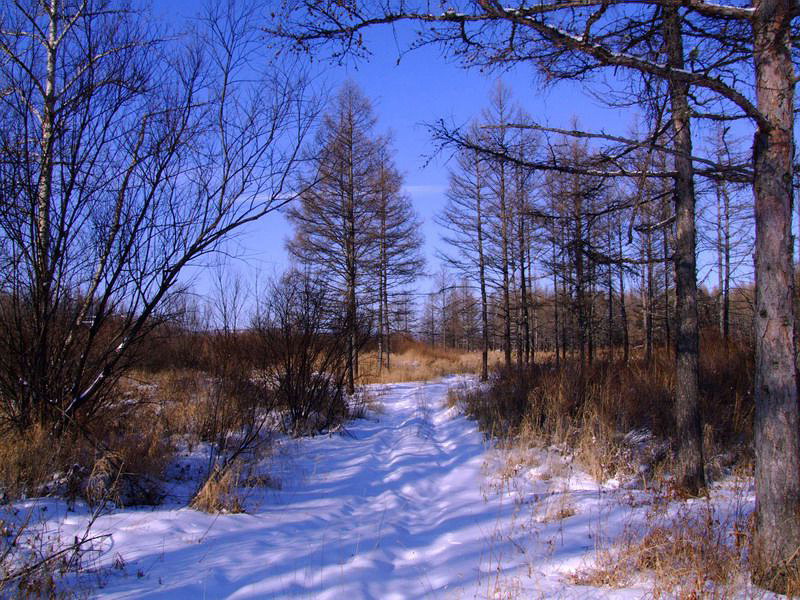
[155,1,644,297]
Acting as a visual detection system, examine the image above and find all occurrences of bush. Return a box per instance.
[453,333,754,481]
[254,271,359,436]
[0,389,172,507]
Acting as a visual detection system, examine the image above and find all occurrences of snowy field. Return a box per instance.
[7,377,769,598]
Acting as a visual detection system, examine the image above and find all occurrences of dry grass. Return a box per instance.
[453,332,754,484]
[570,498,754,598]
[0,426,73,501]
[190,465,245,514]
[537,491,577,524]
[359,340,502,384]
[0,388,172,506]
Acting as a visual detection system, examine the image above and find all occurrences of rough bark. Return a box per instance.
[664,5,705,495]
[750,0,800,589]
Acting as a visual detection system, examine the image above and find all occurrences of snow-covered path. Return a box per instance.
[26,377,752,599]
[93,377,531,599]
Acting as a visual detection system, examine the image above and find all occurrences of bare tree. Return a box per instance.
[288,82,398,394]
[438,133,492,380]
[0,0,316,433]
[372,145,424,372]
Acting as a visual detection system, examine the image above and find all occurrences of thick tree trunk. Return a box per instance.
[750,0,800,590]
[662,201,672,350]
[664,5,705,495]
[716,183,725,337]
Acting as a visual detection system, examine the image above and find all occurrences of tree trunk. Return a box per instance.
[662,200,672,350]
[377,276,384,373]
[553,236,561,367]
[723,182,731,342]
[346,184,357,395]
[383,268,390,370]
[750,0,800,589]
[476,164,490,382]
[607,230,615,356]
[518,197,531,367]
[499,164,513,367]
[642,231,653,364]
[716,180,725,337]
[527,235,537,365]
[664,5,705,495]
[618,226,630,364]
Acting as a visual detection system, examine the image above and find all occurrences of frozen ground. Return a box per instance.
[6,377,766,598]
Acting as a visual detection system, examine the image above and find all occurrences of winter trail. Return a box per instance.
[49,377,650,598]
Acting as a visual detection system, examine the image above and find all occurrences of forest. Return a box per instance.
[0,0,798,597]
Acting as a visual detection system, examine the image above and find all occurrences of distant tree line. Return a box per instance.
[427,84,753,373]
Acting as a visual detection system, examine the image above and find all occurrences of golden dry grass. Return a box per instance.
[359,342,503,384]
[190,465,245,514]
[569,499,754,598]
[451,333,754,485]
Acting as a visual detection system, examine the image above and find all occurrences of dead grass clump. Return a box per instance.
[152,369,215,441]
[360,340,502,384]
[83,393,172,506]
[0,426,63,501]
[571,503,748,597]
[190,466,244,514]
[0,375,173,506]
[463,334,753,482]
[698,332,754,463]
[538,492,577,523]
[153,368,272,447]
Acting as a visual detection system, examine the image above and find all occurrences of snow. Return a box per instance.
[6,377,767,598]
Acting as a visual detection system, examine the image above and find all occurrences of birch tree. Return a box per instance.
[0,0,316,432]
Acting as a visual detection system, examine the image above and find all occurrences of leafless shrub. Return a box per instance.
[254,271,367,437]
[0,0,316,436]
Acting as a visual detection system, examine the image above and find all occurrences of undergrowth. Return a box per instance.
[450,332,753,484]
[360,337,502,384]
[568,482,770,598]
